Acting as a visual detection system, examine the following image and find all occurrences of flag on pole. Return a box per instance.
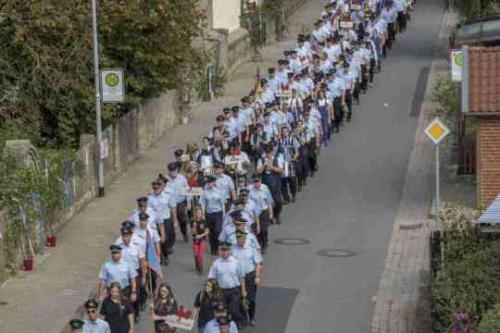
[146,233,163,279]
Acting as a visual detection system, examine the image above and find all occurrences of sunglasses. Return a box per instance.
[87,309,96,314]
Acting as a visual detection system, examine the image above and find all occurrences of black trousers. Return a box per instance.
[267,182,283,221]
[176,200,189,238]
[369,58,376,83]
[333,97,342,130]
[222,287,243,326]
[388,23,396,43]
[298,146,309,186]
[244,271,258,321]
[281,176,297,202]
[353,81,361,105]
[397,11,407,32]
[361,65,368,92]
[206,211,223,254]
[161,218,175,258]
[307,141,318,175]
[345,89,353,115]
[257,210,270,249]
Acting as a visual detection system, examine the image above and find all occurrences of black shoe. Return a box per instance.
[283,199,290,205]
[167,248,174,255]
[291,196,296,203]
[183,234,189,242]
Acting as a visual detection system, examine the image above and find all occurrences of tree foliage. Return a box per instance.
[454,0,499,21]
[0,0,207,147]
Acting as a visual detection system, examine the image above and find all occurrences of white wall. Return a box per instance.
[212,0,241,33]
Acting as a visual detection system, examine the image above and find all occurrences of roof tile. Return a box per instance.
[468,46,500,114]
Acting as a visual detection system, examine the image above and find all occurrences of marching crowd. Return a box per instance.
[68,0,416,332]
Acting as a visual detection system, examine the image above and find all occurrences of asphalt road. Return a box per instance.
[136,1,444,332]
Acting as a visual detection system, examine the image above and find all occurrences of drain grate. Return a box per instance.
[274,238,311,246]
[316,249,357,258]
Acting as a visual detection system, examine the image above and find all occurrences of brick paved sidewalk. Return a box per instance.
[370,10,459,333]
[0,1,323,333]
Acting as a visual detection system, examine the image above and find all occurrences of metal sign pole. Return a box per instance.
[435,144,440,232]
[92,0,105,197]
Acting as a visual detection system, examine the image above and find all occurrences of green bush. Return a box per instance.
[475,303,500,333]
[431,233,500,332]
[432,75,461,118]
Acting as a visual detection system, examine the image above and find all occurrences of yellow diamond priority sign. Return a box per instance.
[424,118,450,145]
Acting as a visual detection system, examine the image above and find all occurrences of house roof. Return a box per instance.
[468,46,500,114]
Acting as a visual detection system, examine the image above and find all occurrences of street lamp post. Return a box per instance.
[91,0,105,197]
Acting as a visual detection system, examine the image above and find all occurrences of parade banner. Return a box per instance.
[180,187,204,196]
[163,313,196,331]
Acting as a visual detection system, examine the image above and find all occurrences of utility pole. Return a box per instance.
[91,0,105,197]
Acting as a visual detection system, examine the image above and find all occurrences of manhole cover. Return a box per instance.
[274,238,311,246]
[317,249,357,258]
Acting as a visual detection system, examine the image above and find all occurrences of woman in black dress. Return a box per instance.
[193,279,224,332]
[100,282,135,333]
[150,283,178,333]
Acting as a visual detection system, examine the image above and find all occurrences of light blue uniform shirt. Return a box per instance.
[83,319,111,333]
[249,184,274,213]
[201,187,225,213]
[148,192,176,220]
[215,174,235,201]
[231,243,263,275]
[203,318,239,333]
[218,225,260,250]
[114,236,145,271]
[98,259,137,289]
[166,174,188,203]
[129,207,162,239]
[267,76,280,92]
[207,256,244,289]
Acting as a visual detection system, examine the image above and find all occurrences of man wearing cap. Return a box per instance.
[248,174,274,252]
[213,161,236,211]
[201,175,226,255]
[327,69,344,133]
[219,213,260,251]
[261,111,278,144]
[83,299,111,333]
[223,140,251,179]
[69,319,85,332]
[129,196,164,245]
[165,161,190,242]
[203,315,239,333]
[231,230,263,326]
[256,144,284,225]
[267,67,280,93]
[207,242,246,329]
[340,61,355,122]
[133,211,161,261]
[148,179,178,264]
[98,244,137,302]
[114,223,146,317]
[239,189,260,232]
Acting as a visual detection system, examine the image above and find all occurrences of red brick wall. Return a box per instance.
[477,117,500,208]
